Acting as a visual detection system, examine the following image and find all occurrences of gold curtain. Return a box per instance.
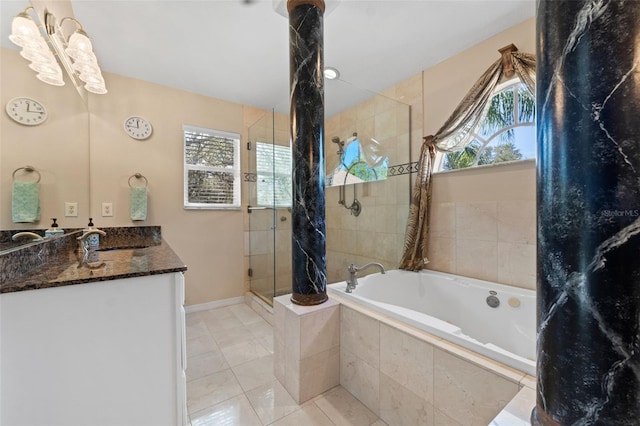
[398,46,536,271]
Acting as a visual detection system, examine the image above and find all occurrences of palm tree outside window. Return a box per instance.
[438,80,535,171]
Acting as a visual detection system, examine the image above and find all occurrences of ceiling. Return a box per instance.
[1,0,535,116]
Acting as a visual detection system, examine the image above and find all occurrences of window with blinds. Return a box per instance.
[256,142,292,207]
[183,125,241,209]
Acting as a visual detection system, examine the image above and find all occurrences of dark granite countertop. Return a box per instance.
[0,226,187,294]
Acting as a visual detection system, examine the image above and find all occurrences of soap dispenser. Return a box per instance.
[45,218,64,238]
[84,218,100,248]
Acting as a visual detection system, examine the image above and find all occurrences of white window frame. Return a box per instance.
[255,141,292,208]
[435,79,535,172]
[183,124,241,210]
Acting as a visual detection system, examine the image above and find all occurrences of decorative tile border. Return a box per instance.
[244,162,418,183]
[388,162,419,177]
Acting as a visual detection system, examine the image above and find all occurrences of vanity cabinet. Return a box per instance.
[0,272,187,426]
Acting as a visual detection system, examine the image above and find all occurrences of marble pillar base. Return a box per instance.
[273,294,340,403]
[530,405,560,426]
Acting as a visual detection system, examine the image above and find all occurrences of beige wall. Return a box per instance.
[1,48,90,231]
[1,46,263,305]
[422,17,536,289]
[88,72,262,305]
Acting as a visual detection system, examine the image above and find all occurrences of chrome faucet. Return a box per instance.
[77,229,106,253]
[11,231,44,242]
[77,228,106,241]
[346,262,386,293]
[76,229,107,269]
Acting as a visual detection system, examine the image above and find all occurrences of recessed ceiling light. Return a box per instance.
[324,67,340,80]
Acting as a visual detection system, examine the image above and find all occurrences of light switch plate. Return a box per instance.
[102,202,113,217]
[65,202,78,217]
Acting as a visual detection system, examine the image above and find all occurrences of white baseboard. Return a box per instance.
[184,296,244,314]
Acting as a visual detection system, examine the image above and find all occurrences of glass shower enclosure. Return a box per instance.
[247,80,411,305]
[247,107,292,305]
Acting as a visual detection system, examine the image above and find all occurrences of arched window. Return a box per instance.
[437,80,535,171]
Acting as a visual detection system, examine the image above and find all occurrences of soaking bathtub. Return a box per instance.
[327,269,536,376]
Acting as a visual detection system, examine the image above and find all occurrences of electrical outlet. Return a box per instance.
[101,202,113,217]
[65,202,78,217]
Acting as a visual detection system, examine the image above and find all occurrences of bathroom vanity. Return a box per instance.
[0,227,188,426]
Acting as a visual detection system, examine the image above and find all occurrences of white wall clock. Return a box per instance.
[5,97,48,126]
[124,116,153,140]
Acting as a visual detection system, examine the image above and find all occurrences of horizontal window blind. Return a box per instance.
[184,125,240,209]
[256,142,292,207]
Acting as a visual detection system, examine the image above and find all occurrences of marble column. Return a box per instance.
[288,0,327,305]
[534,1,640,425]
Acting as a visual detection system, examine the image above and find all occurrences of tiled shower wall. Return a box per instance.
[324,74,423,284]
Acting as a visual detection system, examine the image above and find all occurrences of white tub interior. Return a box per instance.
[328,269,536,376]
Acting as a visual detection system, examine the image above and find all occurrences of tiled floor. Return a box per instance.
[186,303,386,426]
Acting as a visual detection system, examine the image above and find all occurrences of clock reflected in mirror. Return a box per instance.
[5,97,48,126]
[124,116,153,140]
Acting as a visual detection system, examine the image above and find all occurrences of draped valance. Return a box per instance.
[399,44,536,271]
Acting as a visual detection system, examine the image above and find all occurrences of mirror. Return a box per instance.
[0,23,90,254]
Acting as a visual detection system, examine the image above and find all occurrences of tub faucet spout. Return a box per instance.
[346,262,386,293]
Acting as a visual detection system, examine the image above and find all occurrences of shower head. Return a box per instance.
[331,136,345,156]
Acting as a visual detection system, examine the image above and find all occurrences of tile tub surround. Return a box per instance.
[427,160,536,291]
[490,387,536,426]
[0,226,185,293]
[337,299,533,426]
[329,268,535,376]
[273,295,340,404]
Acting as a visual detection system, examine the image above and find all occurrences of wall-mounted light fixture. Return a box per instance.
[9,7,64,87]
[9,7,107,94]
